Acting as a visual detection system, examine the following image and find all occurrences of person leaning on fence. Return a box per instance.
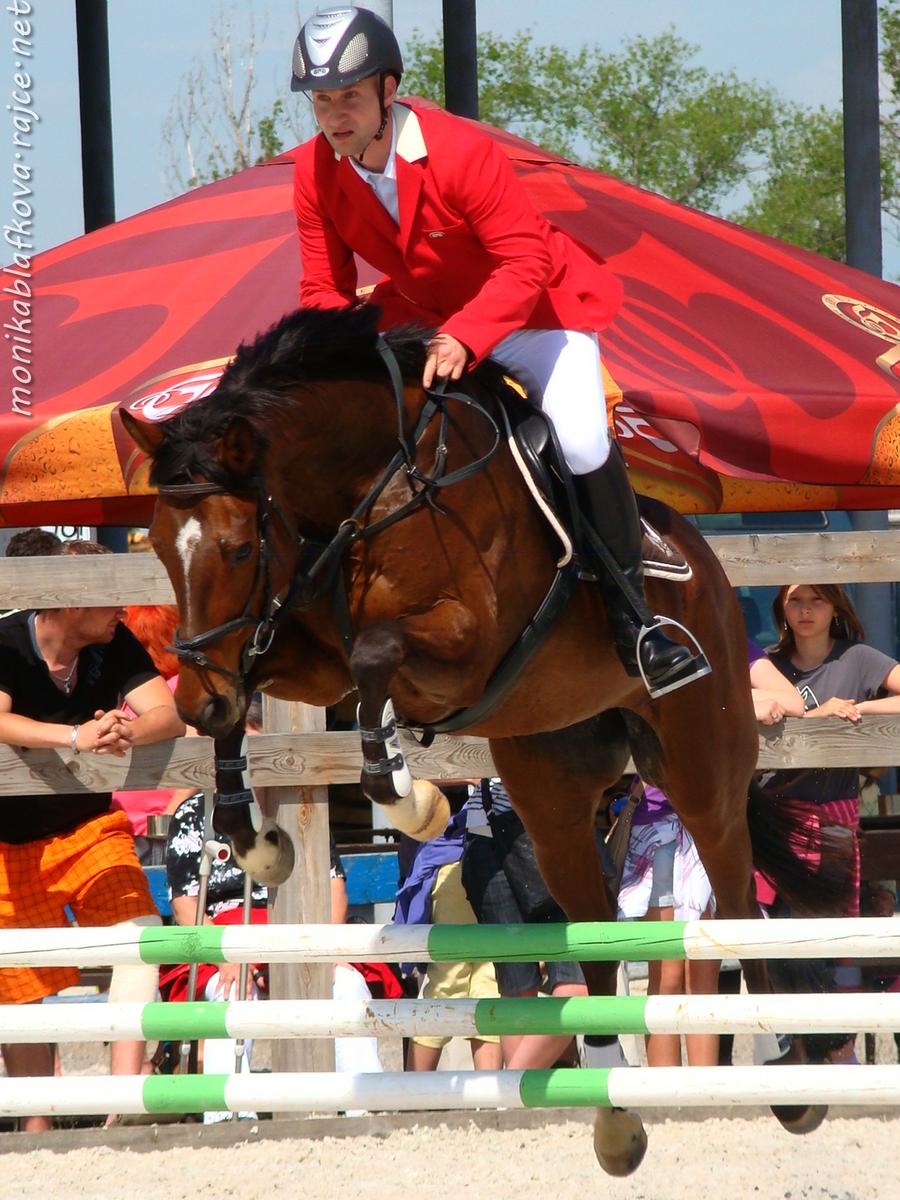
[0,540,184,1132]
[761,582,900,1064]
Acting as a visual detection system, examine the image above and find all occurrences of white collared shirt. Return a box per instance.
[348,107,400,224]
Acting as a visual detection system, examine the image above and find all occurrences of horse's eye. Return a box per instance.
[230,543,253,565]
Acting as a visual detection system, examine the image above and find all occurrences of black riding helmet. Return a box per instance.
[291,5,403,93]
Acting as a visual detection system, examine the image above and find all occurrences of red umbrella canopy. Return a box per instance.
[2,100,899,527]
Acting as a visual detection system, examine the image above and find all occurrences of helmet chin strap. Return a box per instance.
[356,73,389,165]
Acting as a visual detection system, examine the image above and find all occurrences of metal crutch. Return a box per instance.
[179,791,232,1075]
[230,869,255,1116]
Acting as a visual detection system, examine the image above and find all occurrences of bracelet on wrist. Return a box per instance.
[70,724,80,754]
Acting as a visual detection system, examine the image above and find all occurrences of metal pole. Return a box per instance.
[75,0,115,232]
[842,0,882,274]
[841,3,896,688]
[442,0,479,118]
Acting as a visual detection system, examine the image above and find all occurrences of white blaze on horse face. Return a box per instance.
[175,516,203,618]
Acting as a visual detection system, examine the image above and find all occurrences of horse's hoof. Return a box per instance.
[233,818,295,886]
[385,780,451,841]
[772,1103,829,1135]
[593,1107,648,1176]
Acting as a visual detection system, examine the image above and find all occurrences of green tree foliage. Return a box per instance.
[731,106,848,261]
[405,28,776,213]
[405,20,900,263]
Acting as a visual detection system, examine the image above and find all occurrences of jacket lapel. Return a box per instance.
[394,104,428,256]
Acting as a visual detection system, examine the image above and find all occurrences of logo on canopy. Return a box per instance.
[125,359,232,422]
[822,294,900,378]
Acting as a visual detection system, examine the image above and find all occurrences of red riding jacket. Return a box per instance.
[292,99,623,366]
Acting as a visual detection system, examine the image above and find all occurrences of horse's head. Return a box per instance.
[121,305,430,736]
[121,405,301,736]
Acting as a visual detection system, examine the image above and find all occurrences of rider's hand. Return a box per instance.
[423,333,470,388]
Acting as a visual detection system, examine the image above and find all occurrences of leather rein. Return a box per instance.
[156,337,502,695]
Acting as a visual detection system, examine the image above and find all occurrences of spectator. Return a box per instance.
[5,529,63,558]
[110,604,198,864]
[394,789,502,1072]
[762,582,900,1062]
[462,779,589,1070]
[0,540,184,1131]
[0,530,63,621]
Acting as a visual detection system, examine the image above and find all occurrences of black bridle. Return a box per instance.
[157,338,501,694]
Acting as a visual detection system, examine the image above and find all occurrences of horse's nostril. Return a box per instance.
[200,693,237,737]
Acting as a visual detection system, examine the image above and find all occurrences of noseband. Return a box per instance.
[156,339,501,697]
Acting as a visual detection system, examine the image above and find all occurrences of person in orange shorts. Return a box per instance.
[0,540,184,1131]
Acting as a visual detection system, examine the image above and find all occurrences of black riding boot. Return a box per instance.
[574,446,709,698]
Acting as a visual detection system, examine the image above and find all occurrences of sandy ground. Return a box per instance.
[0,1109,898,1200]
[1,1005,897,1199]
[1,1031,898,1200]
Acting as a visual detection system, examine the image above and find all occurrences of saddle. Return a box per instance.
[496,376,692,583]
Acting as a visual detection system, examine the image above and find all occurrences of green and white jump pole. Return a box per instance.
[1,1066,899,1119]
[1,918,897,968]
[5,993,900,1044]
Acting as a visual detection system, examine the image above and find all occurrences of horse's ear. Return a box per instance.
[119,410,165,457]
[219,416,257,477]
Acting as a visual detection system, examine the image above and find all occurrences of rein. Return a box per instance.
[158,337,501,688]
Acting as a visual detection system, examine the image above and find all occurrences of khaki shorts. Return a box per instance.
[0,810,155,1004]
[413,861,500,1050]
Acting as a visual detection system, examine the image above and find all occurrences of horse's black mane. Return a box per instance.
[147,305,438,489]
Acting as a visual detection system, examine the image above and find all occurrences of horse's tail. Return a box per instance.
[746,780,855,916]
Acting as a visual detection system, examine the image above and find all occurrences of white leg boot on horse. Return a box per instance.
[212,726,295,886]
[351,624,450,841]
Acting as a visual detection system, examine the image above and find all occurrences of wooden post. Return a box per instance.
[264,697,334,1092]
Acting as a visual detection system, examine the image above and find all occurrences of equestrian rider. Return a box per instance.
[290,5,707,698]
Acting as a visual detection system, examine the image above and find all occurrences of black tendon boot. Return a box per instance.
[574,446,710,698]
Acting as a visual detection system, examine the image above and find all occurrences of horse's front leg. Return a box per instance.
[211,724,295,885]
[350,621,450,842]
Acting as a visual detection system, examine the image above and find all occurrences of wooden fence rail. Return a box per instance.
[0,714,897,796]
[1,528,898,607]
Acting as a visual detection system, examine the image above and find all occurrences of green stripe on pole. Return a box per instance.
[473,996,650,1037]
[518,1067,611,1109]
[142,1074,229,1114]
[140,1001,231,1042]
[428,921,688,963]
[138,926,226,965]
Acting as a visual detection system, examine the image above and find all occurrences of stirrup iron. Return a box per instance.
[636,616,711,700]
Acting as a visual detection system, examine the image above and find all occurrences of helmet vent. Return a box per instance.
[338,32,369,74]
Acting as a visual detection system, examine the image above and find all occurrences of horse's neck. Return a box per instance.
[276,379,416,530]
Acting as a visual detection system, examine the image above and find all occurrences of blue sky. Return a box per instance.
[9,1,880,260]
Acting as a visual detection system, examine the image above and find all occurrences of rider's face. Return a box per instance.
[311,74,396,159]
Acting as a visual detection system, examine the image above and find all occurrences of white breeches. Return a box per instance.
[490,329,611,474]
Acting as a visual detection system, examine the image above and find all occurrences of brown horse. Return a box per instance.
[122,304,844,1175]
